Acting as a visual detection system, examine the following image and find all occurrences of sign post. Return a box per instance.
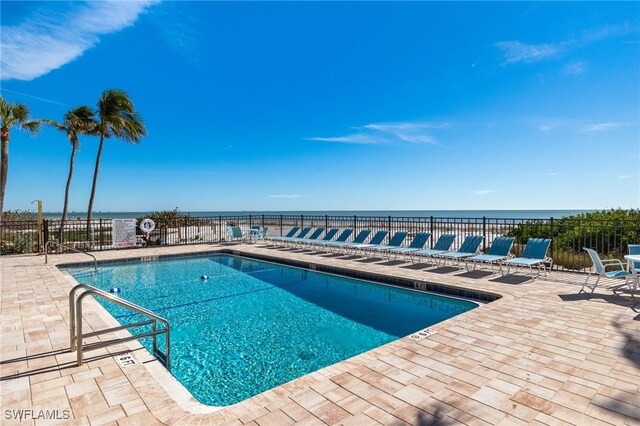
[31,199,43,253]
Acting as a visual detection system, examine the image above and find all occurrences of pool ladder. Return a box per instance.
[69,284,171,370]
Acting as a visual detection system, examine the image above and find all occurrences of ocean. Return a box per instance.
[42,209,594,220]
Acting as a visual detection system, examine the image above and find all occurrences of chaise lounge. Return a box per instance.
[466,236,515,273]
[503,238,552,280]
[412,234,456,264]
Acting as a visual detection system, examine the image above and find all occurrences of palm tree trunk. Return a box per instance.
[0,128,9,226]
[59,142,77,243]
[86,133,105,243]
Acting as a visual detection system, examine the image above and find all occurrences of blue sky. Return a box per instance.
[1,1,639,212]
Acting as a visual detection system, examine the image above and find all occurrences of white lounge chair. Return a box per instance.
[581,247,633,294]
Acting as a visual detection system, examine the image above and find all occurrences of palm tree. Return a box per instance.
[0,96,41,224]
[44,107,98,242]
[86,89,146,242]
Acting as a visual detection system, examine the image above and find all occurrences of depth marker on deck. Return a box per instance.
[116,353,137,367]
[409,327,437,341]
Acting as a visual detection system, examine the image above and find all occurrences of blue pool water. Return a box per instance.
[66,254,477,406]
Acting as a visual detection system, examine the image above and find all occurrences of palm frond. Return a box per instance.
[96,89,147,143]
[12,104,31,122]
[1,98,28,128]
[0,97,12,122]
[41,119,65,131]
[65,106,98,136]
[21,120,41,135]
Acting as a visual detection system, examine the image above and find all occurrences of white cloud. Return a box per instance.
[494,41,561,65]
[617,175,636,180]
[564,61,587,76]
[1,1,159,81]
[148,3,201,61]
[306,134,388,145]
[582,122,631,132]
[474,190,497,195]
[530,117,638,133]
[307,121,447,145]
[495,24,634,66]
[269,194,304,199]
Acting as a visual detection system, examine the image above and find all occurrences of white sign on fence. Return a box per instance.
[112,219,137,248]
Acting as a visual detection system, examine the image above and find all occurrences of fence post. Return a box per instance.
[99,218,103,249]
[249,215,252,230]
[550,217,555,270]
[262,214,265,228]
[218,216,222,241]
[353,215,357,233]
[482,216,487,252]
[301,214,304,231]
[430,216,434,248]
[43,219,49,248]
[325,215,328,233]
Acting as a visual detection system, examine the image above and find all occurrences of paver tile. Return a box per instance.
[2,244,639,425]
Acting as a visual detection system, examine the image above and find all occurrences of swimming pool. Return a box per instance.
[65,254,477,406]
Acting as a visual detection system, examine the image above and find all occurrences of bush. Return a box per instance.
[136,208,202,228]
[552,250,593,271]
[2,209,36,221]
[505,209,640,269]
[0,233,35,255]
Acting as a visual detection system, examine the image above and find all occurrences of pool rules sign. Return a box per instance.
[112,219,137,248]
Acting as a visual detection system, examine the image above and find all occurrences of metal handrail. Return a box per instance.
[45,240,97,272]
[69,283,170,370]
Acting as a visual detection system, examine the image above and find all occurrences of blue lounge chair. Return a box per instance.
[324,229,371,253]
[503,238,552,279]
[287,227,324,247]
[412,234,456,264]
[385,232,432,261]
[580,247,633,294]
[266,226,310,246]
[264,226,299,245]
[344,230,389,255]
[249,225,261,237]
[435,235,484,267]
[466,236,515,273]
[226,226,245,243]
[314,229,353,251]
[363,231,408,257]
[256,226,269,241]
[300,228,339,248]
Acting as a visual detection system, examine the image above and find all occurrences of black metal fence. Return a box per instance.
[0,220,39,255]
[2,214,638,272]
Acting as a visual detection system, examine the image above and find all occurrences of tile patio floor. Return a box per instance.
[1,243,639,425]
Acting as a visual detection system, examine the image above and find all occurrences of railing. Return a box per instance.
[3,214,639,272]
[0,219,39,255]
[45,240,98,272]
[69,283,170,369]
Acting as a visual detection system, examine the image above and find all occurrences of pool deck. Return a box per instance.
[2,243,639,425]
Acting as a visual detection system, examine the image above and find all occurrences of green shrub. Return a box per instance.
[506,209,640,267]
[1,209,36,221]
[0,233,35,255]
[136,208,200,228]
[551,250,593,271]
